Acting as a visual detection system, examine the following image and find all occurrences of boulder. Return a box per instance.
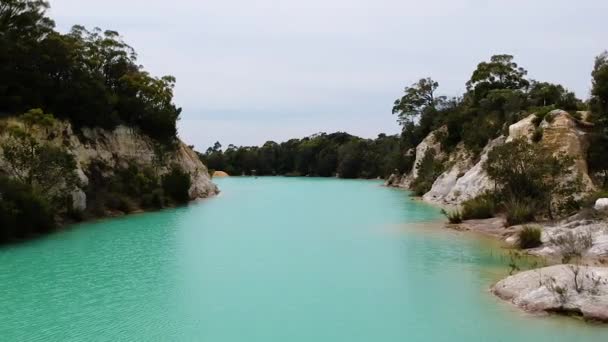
[492,265,608,322]
[506,113,536,143]
[595,198,608,212]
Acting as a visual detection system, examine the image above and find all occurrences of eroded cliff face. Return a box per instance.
[386,126,446,189]
[388,110,596,206]
[0,118,218,211]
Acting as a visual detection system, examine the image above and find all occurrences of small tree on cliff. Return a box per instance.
[484,138,580,220]
[1,126,78,207]
[587,51,608,187]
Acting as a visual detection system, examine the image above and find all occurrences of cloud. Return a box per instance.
[48,0,608,149]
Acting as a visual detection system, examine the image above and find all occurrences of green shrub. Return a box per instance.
[141,189,167,209]
[105,193,137,213]
[505,200,536,226]
[442,209,463,224]
[532,106,557,126]
[531,127,543,143]
[461,194,496,220]
[411,150,444,196]
[518,225,542,249]
[0,177,56,243]
[162,167,192,204]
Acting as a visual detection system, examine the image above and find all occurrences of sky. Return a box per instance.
[49,0,608,151]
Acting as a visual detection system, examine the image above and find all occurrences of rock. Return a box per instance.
[540,110,595,193]
[526,216,608,260]
[213,170,229,178]
[0,118,219,203]
[388,126,447,189]
[424,136,505,205]
[71,189,87,212]
[492,265,608,322]
[413,109,596,206]
[506,114,536,143]
[595,198,608,212]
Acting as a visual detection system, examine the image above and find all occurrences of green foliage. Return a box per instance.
[532,106,557,126]
[411,150,444,196]
[0,1,181,143]
[531,127,544,143]
[505,199,536,226]
[588,51,608,186]
[0,127,78,208]
[527,81,581,111]
[441,209,463,224]
[590,51,608,125]
[518,225,542,249]
[393,78,444,126]
[484,138,580,221]
[199,133,404,179]
[162,167,192,204]
[461,193,496,220]
[0,176,55,243]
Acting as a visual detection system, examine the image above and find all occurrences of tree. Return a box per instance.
[393,78,444,126]
[587,51,608,187]
[590,51,608,126]
[0,127,79,206]
[466,54,529,96]
[484,138,579,219]
[162,166,191,204]
[527,81,580,110]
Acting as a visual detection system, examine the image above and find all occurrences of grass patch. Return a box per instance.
[461,194,496,220]
[442,209,463,224]
[505,200,536,226]
[518,225,542,249]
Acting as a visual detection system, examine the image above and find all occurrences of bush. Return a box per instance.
[141,189,167,209]
[411,150,444,196]
[505,200,536,226]
[550,231,594,262]
[105,193,137,213]
[0,177,56,243]
[518,225,542,249]
[461,194,496,220]
[485,138,579,220]
[162,167,192,204]
[442,209,463,224]
[531,127,543,143]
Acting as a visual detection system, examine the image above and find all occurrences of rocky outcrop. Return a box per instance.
[0,118,218,211]
[424,137,504,205]
[492,265,608,322]
[506,113,536,142]
[389,109,597,206]
[540,110,595,193]
[387,127,446,189]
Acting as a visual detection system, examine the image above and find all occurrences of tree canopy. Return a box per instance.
[0,0,181,143]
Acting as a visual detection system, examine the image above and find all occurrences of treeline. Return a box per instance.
[199,133,405,179]
[0,0,181,143]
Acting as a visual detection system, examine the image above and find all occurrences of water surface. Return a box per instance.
[1,177,606,340]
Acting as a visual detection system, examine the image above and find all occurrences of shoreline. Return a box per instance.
[387,183,608,323]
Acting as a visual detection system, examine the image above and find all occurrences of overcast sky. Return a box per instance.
[49,0,607,150]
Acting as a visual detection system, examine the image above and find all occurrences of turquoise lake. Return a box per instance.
[1,177,607,341]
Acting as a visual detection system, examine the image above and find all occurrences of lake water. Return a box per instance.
[1,177,606,341]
